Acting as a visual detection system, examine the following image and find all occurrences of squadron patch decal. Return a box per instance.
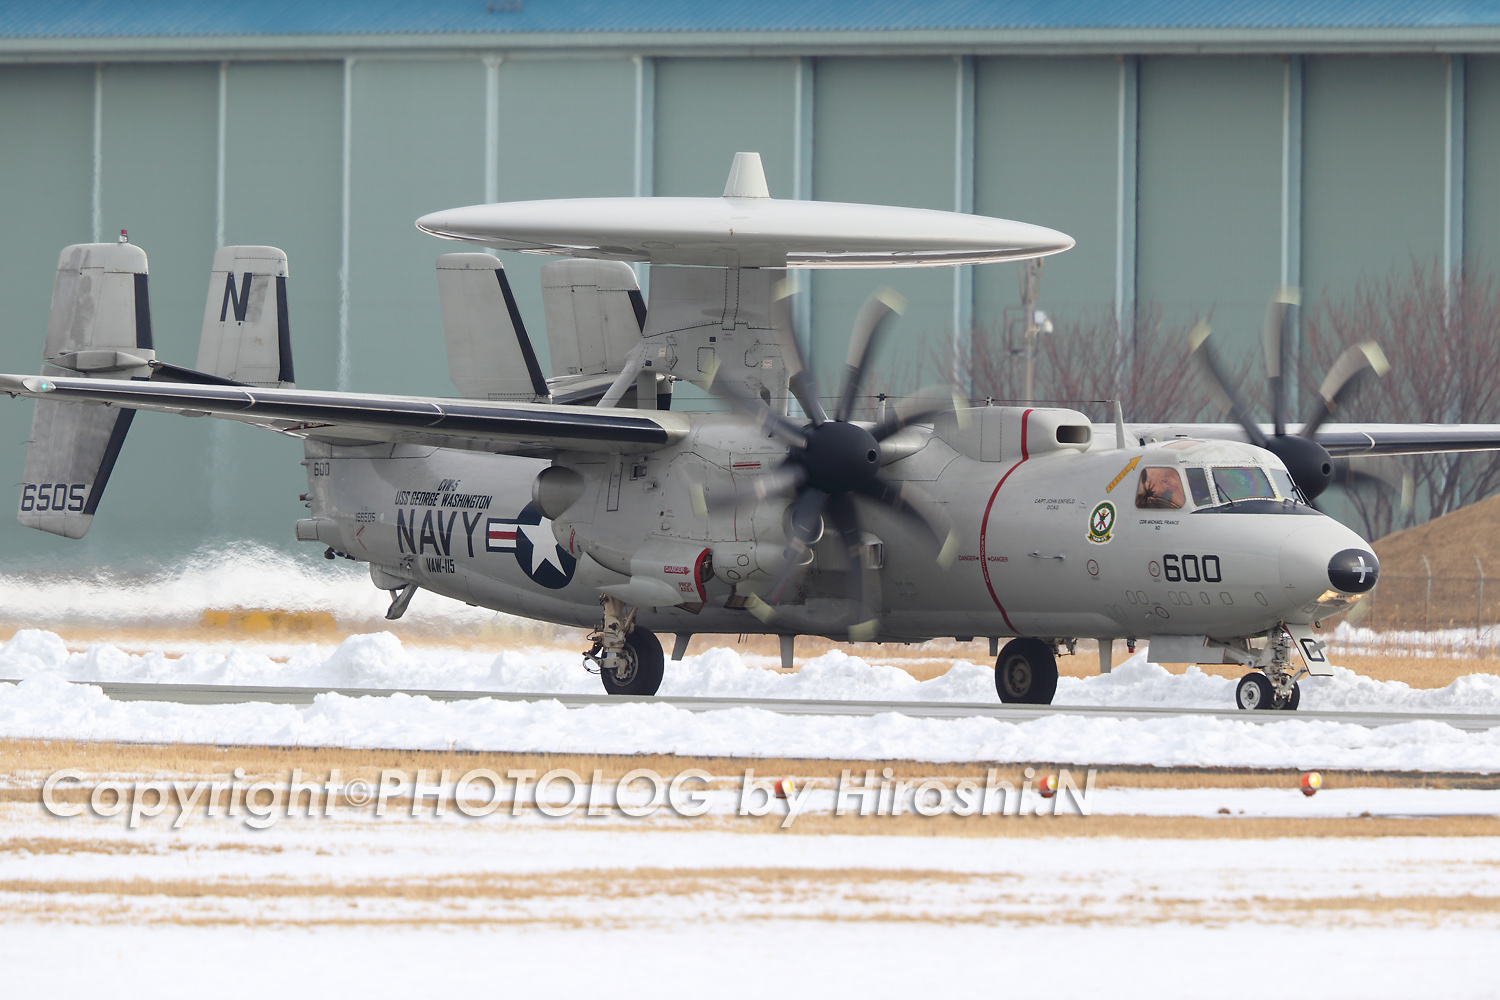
[1087,501,1116,545]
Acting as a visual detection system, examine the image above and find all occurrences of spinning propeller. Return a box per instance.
[1190,288,1407,507]
[705,287,961,639]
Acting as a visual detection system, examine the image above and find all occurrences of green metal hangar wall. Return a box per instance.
[1,1,1497,564]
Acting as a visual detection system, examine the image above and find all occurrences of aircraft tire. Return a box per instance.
[600,629,665,696]
[994,638,1058,705]
[1277,681,1302,711]
[1235,671,1276,710]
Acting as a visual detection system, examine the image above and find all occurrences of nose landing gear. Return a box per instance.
[1234,671,1301,710]
[1234,627,1304,711]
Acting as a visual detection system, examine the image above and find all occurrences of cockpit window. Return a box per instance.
[1212,466,1276,502]
[1185,467,1214,506]
[1270,469,1304,503]
[1136,467,1186,509]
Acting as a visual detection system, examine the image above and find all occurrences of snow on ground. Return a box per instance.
[4,665,1500,769]
[3,923,1494,1000]
[1,802,1498,998]
[5,546,1500,712]
[6,627,1500,715]
[1,628,1500,768]
[7,554,1496,995]
[2,549,1500,768]
[0,543,511,635]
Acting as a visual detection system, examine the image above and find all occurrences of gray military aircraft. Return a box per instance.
[6,153,1500,711]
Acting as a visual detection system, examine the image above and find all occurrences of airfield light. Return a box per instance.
[1301,772,1322,797]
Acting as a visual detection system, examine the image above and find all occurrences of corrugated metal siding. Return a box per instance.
[1301,55,1446,304]
[1135,56,1284,342]
[1465,56,1500,267]
[3,0,1500,39]
[972,56,1118,329]
[812,57,957,390]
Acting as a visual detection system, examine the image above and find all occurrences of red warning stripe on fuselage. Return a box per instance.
[978,408,1031,633]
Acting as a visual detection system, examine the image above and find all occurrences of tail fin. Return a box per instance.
[192,246,294,387]
[540,259,646,379]
[21,242,154,538]
[436,253,548,401]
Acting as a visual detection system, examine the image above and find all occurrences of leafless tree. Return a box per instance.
[872,304,1235,425]
[1303,260,1500,538]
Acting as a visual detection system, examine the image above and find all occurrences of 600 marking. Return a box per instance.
[1162,553,1221,583]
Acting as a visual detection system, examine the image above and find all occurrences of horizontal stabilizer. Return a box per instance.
[435,253,547,401]
[22,242,154,538]
[197,246,294,388]
[541,259,646,379]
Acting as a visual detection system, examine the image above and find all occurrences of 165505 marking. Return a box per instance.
[20,483,86,513]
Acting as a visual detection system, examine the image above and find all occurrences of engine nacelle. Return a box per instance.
[598,538,714,609]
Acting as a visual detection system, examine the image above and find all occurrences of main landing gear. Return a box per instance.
[994,638,1059,705]
[583,597,664,696]
[1234,627,1302,711]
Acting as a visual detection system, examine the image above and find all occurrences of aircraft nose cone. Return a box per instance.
[1279,523,1373,600]
[1329,548,1379,594]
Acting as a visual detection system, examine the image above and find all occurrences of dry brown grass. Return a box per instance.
[8,811,1500,841]
[1,853,1497,932]
[752,813,1500,839]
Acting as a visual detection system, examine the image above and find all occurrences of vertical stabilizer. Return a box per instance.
[196,246,294,387]
[435,253,548,401]
[541,258,647,379]
[21,242,155,538]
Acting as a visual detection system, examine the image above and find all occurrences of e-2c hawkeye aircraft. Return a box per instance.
[7,152,1500,711]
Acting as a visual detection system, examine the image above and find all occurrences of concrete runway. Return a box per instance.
[5,678,1500,732]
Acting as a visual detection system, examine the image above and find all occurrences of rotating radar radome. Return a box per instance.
[416,152,1073,269]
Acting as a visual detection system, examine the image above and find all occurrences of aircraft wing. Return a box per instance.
[1134,422,1500,457]
[0,373,690,455]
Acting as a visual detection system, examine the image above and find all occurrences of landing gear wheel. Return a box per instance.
[994,638,1059,705]
[1235,672,1275,710]
[599,629,664,696]
[1277,681,1302,711]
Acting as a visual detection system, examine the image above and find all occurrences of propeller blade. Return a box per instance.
[771,283,829,426]
[760,487,828,606]
[835,288,906,423]
[1189,320,1268,448]
[717,461,808,508]
[703,362,809,449]
[1300,342,1391,440]
[870,384,966,442]
[1334,455,1414,513]
[824,492,881,641]
[855,474,960,568]
[1262,286,1299,437]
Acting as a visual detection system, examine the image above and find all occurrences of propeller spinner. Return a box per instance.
[1190,289,1393,503]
